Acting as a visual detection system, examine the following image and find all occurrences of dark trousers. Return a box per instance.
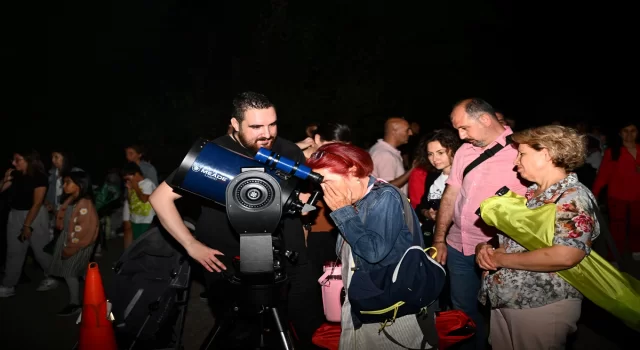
[447,245,486,350]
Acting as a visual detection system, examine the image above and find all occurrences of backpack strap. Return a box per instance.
[372,181,422,247]
[351,181,423,269]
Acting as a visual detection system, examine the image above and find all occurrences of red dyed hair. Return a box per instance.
[306,143,373,177]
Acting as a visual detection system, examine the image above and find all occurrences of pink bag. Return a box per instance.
[318,262,343,322]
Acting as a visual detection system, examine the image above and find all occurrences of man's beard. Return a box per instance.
[465,138,486,147]
[236,131,275,153]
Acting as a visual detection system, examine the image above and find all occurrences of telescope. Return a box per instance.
[171,138,323,279]
[146,138,325,350]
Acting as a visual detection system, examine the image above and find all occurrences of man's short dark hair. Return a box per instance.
[231,91,274,122]
[122,162,143,177]
[456,98,497,120]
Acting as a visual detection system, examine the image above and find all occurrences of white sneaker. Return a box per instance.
[36,278,59,292]
[0,286,16,298]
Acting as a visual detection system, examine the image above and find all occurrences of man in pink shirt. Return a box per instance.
[433,99,528,350]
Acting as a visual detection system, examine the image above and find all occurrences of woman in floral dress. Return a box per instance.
[49,171,99,316]
[476,125,600,349]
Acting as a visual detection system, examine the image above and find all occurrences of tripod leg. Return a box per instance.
[270,307,295,350]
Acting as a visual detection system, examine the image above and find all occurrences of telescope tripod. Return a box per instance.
[200,277,294,350]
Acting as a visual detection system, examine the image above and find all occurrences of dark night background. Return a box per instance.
[2,1,634,180]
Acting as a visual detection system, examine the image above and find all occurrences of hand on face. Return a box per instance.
[320,182,352,211]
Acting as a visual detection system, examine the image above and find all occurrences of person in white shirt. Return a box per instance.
[122,162,156,248]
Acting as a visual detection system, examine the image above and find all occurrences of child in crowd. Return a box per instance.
[122,162,156,249]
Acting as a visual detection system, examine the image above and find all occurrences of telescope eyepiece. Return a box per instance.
[255,148,323,184]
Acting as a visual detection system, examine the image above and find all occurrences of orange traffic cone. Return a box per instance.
[78,262,117,350]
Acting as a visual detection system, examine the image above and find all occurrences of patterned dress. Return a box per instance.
[479,173,600,309]
[48,199,98,278]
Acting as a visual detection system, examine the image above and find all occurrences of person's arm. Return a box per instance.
[491,190,594,272]
[475,240,506,271]
[388,171,412,189]
[23,186,46,235]
[431,148,466,264]
[150,180,227,272]
[329,190,405,264]
[433,185,458,243]
[371,152,412,188]
[296,137,315,151]
[149,182,192,247]
[492,245,585,272]
[1,169,14,193]
[131,180,154,203]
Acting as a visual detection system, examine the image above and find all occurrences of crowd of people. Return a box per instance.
[0,91,638,350]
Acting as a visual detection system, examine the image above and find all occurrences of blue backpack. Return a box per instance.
[348,183,446,326]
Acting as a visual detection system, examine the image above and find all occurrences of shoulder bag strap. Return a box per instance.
[400,187,422,247]
[462,136,513,179]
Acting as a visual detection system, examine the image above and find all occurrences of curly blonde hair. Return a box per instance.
[511,125,586,171]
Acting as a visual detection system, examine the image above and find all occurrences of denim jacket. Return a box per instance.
[331,176,423,273]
